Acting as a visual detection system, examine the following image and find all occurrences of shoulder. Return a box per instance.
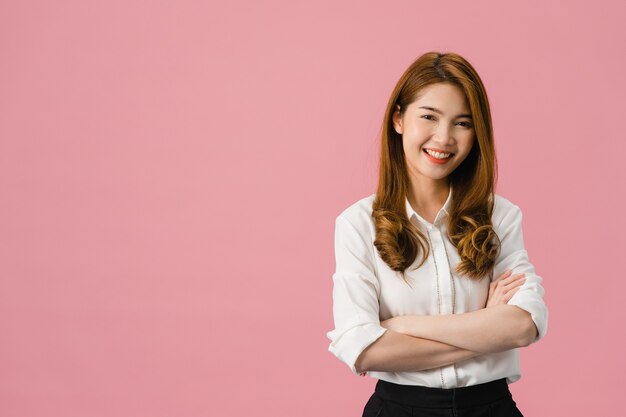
[335,193,377,237]
[492,193,523,230]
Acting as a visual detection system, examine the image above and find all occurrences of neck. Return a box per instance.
[407,177,450,213]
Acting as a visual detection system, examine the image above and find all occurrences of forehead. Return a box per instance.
[410,82,470,110]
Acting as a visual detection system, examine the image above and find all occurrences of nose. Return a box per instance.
[433,123,454,145]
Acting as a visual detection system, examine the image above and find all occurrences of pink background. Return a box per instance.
[1,0,624,415]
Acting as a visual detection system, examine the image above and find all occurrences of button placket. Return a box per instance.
[439,225,459,386]
[428,221,460,388]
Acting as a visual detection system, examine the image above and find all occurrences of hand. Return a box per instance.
[486,269,526,308]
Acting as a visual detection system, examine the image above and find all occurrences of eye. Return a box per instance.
[457,121,473,128]
[421,114,436,121]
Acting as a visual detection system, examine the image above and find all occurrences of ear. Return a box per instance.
[392,104,403,134]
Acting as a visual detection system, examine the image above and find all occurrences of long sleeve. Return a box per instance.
[326,215,388,374]
[493,204,549,344]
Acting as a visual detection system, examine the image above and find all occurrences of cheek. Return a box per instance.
[403,138,424,157]
[402,129,427,147]
[401,134,416,150]
[460,134,475,152]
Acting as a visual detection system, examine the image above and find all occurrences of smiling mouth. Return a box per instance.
[423,149,455,159]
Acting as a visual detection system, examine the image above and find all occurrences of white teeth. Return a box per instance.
[425,149,451,159]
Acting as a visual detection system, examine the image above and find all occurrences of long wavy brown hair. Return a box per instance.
[373,51,500,283]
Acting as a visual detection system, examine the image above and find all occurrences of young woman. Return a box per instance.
[326,51,548,417]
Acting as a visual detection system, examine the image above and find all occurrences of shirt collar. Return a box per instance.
[405,185,454,227]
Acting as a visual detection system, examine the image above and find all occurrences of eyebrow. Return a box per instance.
[418,106,473,119]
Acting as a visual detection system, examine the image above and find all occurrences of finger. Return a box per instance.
[494,269,513,282]
[504,287,521,301]
[503,276,526,291]
[494,276,523,298]
[498,272,525,287]
[492,272,511,286]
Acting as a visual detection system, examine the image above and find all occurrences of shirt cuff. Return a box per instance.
[327,323,388,374]
[507,294,549,343]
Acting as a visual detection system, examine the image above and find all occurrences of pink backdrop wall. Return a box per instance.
[1,0,624,415]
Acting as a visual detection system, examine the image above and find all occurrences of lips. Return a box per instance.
[423,148,453,164]
[422,149,454,158]
[423,148,454,155]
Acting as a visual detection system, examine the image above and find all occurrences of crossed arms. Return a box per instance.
[354,304,537,374]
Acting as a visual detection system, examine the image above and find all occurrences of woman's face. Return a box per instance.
[392,82,475,186]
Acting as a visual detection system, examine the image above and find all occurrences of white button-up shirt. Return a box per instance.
[326,186,548,387]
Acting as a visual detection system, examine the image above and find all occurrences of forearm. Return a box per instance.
[355,329,482,373]
[394,305,534,353]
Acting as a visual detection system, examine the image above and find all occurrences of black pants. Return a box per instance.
[362,378,524,417]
